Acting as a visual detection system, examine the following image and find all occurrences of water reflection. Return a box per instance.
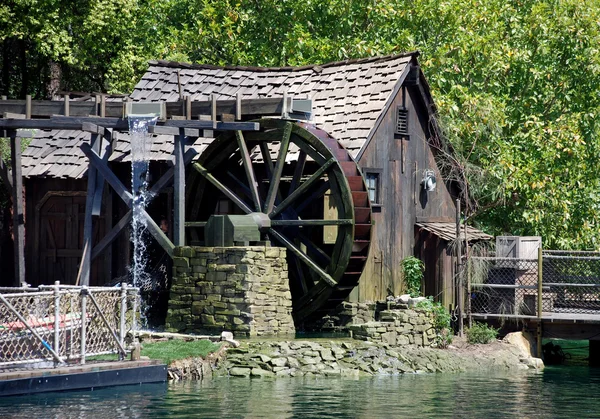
[2,367,600,418]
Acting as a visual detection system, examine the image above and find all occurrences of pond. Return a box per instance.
[0,365,598,418]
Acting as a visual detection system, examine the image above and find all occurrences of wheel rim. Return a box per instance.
[186,119,371,323]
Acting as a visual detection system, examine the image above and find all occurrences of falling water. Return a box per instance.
[128,116,157,297]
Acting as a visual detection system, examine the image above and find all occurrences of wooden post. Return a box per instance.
[10,130,25,286]
[185,96,191,120]
[236,92,242,120]
[25,95,31,119]
[77,132,100,286]
[173,128,185,246]
[456,198,463,337]
[64,94,70,116]
[100,95,106,118]
[537,245,543,358]
[211,94,217,129]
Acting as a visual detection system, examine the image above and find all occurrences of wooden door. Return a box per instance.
[37,195,105,285]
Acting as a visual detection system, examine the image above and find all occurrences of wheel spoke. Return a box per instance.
[295,181,330,214]
[271,219,352,226]
[288,150,306,197]
[297,232,332,265]
[268,228,337,287]
[259,141,274,177]
[235,130,261,211]
[270,158,335,218]
[192,162,252,214]
[264,122,291,213]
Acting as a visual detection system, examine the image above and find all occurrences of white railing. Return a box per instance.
[0,282,139,367]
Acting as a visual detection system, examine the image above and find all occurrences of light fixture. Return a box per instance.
[422,169,437,192]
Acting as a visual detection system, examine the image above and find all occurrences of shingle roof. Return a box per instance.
[22,53,417,178]
[415,222,493,242]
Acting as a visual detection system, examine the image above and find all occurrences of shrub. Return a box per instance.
[416,297,453,348]
[401,256,424,297]
[466,322,499,344]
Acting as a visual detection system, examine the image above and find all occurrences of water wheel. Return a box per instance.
[186,119,371,323]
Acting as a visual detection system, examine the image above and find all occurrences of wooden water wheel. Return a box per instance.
[186,119,371,323]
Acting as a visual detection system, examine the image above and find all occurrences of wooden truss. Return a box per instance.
[0,94,294,286]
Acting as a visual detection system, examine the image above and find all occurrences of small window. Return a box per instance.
[365,172,380,205]
[395,106,409,136]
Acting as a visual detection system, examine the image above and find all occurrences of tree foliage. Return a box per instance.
[1,0,599,248]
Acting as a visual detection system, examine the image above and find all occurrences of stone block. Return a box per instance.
[200,314,216,325]
[173,257,190,268]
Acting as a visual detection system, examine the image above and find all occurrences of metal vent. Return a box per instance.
[395,106,408,136]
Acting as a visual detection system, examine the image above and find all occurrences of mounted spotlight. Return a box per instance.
[422,169,437,192]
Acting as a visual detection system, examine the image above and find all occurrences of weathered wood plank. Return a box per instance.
[9,131,25,286]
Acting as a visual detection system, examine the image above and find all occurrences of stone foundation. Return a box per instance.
[165,246,295,337]
[349,309,436,347]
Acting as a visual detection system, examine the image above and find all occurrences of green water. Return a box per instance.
[0,366,599,418]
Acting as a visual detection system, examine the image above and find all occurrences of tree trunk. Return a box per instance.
[19,39,28,99]
[47,60,62,100]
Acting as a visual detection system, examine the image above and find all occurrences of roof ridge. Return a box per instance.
[147,51,419,72]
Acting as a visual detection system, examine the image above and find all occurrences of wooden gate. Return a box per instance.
[33,192,105,286]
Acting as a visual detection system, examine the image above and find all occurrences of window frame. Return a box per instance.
[362,168,383,207]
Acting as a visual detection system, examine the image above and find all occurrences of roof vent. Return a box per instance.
[395,106,409,136]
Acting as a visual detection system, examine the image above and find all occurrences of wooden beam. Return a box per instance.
[9,130,25,286]
[192,162,253,214]
[0,97,292,120]
[141,210,175,257]
[173,129,185,246]
[80,142,133,207]
[148,125,200,137]
[91,210,132,261]
[271,219,353,226]
[268,228,337,287]
[92,132,112,216]
[76,132,100,286]
[162,119,259,131]
[149,148,197,196]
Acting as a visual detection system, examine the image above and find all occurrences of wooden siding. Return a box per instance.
[355,81,456,301]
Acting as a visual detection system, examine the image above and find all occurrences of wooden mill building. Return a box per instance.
[0,52,491,312]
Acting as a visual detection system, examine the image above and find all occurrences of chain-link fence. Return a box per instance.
[469,257,540,317]
[469,251,600,319]
[0,283,139,368]
[543,250,600,315]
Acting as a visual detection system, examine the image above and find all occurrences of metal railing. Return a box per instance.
[0,282,139,368]
[469,249,600,320]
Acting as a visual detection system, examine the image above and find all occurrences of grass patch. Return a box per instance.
[86,339,222,364]
[141,339,222,364]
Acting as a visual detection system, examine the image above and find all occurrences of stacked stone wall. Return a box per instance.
[348,309,436,347]
[165,246,295,337]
